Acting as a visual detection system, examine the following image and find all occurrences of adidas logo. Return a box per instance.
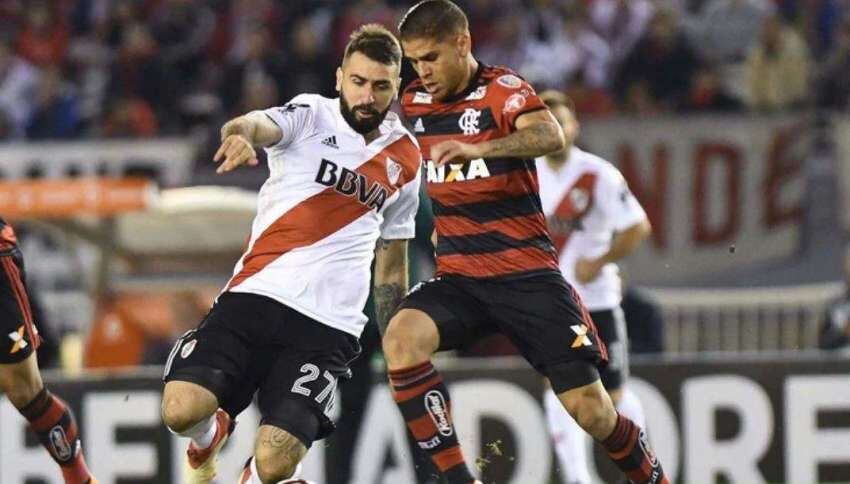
[322,136,339,149]
[414,118,425,133]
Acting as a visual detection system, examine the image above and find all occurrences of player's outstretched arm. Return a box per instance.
[430,109,565,166]
[213,112,283,173]
[373,238,409,335]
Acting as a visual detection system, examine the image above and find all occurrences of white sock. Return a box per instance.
[177,413,217,450]
[543,390,591,484]
[616,387,646,430]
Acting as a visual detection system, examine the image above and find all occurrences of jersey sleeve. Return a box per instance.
[488,74,548,132]
[380,166,421,240]
[597,165,648,232]
[261,94,316,150]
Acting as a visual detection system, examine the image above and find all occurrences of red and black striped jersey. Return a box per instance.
[401,63,559,279]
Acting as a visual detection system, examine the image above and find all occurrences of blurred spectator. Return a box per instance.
[0,38,39,138]
[333,0,396,58]
[237,75,279,114]
[616,8,699,112]
[477,13,533,74]
[223,0,285,63]
[150,0,216,83]
[26,66,81,139]
[66,27,112,128]
[221,26,287,115]
[525,0,564,44]
[281,17,336,100]
[100,97,159,137]
[687,0,775,64]
[590,0,655,66]
[15,1,69,67]
[108,23,175,130]
[565,76,618,117]
[818,16,850,109]
[685,65,743,111]
[745,13,811,110]
[819,244,850,350]
[523,5,611,90]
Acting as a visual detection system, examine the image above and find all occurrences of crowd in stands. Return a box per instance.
[0,0,848,141]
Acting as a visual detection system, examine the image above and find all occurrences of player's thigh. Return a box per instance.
[162,293,270,418]
[490,275,605,394]
[591,307,630,391]
[396,277,495,353]
[258,310,361,449]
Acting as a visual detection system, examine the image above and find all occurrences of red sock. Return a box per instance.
[389,361,476,484]
[20,388,93,484]
[601,414,669,484]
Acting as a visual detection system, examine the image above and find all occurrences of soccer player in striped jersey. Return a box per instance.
[381,2,669,484]
[0,217,97,484]
[159,25,421,484]
[536,90,653,484]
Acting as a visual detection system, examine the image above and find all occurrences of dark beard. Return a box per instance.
[339,95,390,135]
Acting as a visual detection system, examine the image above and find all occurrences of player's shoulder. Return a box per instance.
[480,65,531,93]
[400,79,433,114]
[572,147,625,183]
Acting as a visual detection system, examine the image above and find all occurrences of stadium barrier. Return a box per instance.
[1,354,848,484]
[647,282,843,353]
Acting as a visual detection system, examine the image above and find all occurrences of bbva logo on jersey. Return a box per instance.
[315,159,389,211]
[426,158,491,183]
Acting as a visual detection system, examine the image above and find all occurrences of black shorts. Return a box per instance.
[399,273,607,393]
[591,307,629,391]
[163,292,361,447]
[0,223,41,365]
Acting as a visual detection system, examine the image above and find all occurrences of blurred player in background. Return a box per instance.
[159,24,421,484]
[0,217,97,484]
[382,2,668,484]
[536,90,652,484]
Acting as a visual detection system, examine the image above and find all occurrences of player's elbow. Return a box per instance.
[546,121,566,153]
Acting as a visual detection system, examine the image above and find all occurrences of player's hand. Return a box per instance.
[575,257,605,284]
[430,140,483,166]
[214,134,258,174]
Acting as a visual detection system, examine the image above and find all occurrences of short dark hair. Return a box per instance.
[539,90,576,115]
[398,0,469,41]
[343,24,402,66]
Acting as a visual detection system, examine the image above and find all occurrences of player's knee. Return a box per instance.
[161,394,205,433]
[161,381,218,433]
[382,312,437,365]
[255,445,301,481]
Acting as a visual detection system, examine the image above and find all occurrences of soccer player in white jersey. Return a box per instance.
[535,90,652,484]
[159,25,422,484]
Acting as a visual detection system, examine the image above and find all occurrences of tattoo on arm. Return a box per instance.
[374,238,408,335]
[480,122,562,159]
[374,283,404,336]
